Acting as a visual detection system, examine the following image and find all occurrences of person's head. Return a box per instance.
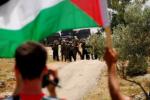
[15,41,47,80]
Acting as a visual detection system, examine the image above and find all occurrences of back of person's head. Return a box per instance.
[15,41,47,80]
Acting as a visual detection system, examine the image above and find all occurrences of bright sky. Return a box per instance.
[131,0,150,7]
[145,0,150,7]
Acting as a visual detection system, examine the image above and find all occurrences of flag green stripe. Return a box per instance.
[0,0,97,58]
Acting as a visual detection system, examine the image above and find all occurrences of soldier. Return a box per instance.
[93,48,98,59]
[61,40,67,62]
[68,41,75,62]
[81,41,89,60]
[52,40,59,61]
[64,41,70,62]
[73,40,82,60]
[72,42,77,61]
[81,41,85,60]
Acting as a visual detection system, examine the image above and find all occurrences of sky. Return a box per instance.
[145,0,150,7]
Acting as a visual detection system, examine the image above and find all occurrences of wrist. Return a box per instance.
[107,62,116,67]
[107,63,117,71]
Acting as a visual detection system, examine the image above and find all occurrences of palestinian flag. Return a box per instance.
[0,0,110,58]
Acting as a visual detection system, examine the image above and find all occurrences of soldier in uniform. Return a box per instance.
[94,48,98,59]
[68,41,75,62]
[52,40,59,61]
[65,41,70,62]
[73,40,82,60]
[61,40,67,62]
[81,41,89,60]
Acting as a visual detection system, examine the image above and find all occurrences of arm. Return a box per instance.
[104,48,131,100]
[46,66,59,97]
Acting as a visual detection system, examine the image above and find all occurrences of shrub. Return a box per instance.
[113,3,150,76]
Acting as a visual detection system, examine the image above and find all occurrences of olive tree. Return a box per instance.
[113,3,150,76]
[87,33,105,59]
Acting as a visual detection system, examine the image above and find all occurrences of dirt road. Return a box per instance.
[44,60,106,100]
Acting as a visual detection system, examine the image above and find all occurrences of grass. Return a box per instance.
[82,71,111,100]
[0,59,15,94]
[83,67,150,100]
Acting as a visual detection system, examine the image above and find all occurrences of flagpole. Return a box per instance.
[104,26,112,48]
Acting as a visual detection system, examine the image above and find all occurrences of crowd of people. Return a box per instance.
[51,39,98,62]
[1,41,131,100]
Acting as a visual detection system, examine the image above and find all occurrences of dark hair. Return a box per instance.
[15,41,47,80]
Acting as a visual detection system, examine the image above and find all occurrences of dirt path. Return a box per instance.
[44,60,106,100]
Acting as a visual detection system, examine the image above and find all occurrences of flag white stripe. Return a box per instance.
[0,0,63,30]
[99,0,110,27]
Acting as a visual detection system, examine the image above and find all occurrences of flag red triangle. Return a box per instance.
[71,0,103,26]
